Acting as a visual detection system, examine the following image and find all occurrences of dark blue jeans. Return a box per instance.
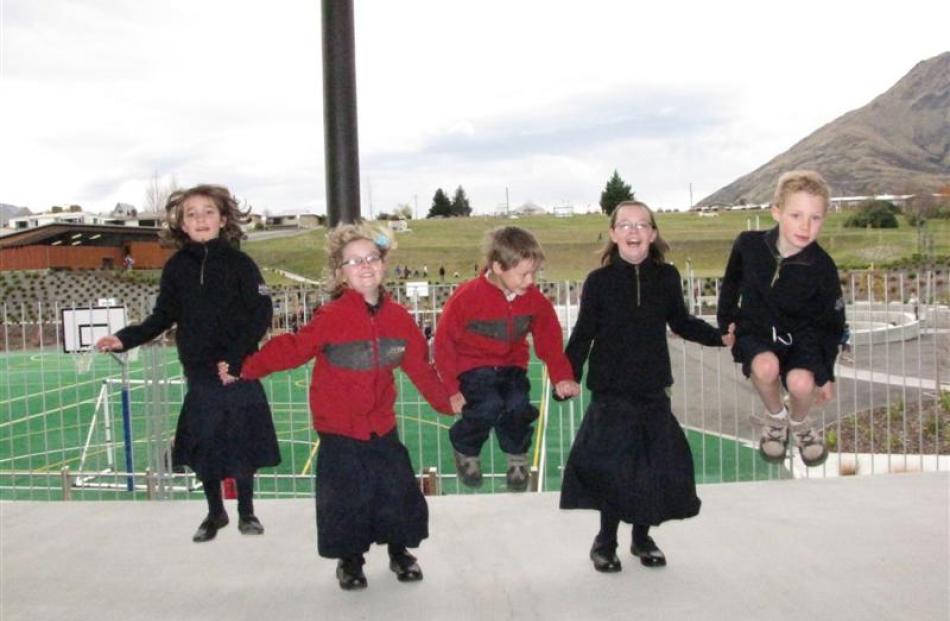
[449,366,539,457]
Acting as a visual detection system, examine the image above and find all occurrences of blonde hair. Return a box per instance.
[482,226,545,271]
[773,170,831,212]
[600,200,670,265]
[162,184,249,248]
[325,221,396,299]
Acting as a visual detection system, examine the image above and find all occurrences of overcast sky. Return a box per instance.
[1,1,947,217]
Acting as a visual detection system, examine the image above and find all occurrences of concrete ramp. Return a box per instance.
[2,473,947,621]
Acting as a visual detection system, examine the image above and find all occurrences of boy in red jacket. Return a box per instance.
[221,223,460,591]
[435,226,580,491]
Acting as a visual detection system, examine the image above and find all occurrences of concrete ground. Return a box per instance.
[2,472,947,621]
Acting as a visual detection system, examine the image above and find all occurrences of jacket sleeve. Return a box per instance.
[224,255,273,377]
[563,274,599,383]
[114,260,179,350]
[400,312,453,415]
[667,266,724,347]
[814,260,847,385]
[434,288,465,394]
[529,291,574,384]
[717,234,743,332]
[240,308,324,380]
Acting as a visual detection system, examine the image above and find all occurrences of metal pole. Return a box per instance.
[322,0,361,226]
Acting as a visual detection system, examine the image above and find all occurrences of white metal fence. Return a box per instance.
[1,269,947,501]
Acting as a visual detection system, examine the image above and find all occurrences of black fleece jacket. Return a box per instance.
[565,258,723,395]
[717,226,846,384]
[115,237,272,382]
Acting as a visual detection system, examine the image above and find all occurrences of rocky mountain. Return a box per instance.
[699,51,950,206]
[0,203,31,227]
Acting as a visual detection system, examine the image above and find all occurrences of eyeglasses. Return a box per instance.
[341,254,383,268]
[614,221,653,232]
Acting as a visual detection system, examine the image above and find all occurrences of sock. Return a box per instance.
[236,476,255,518]
[596,510,620,548]
[633,524,651,547]
[202,480,225,517]
[767,405,788,420]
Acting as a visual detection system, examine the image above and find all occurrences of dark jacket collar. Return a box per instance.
[764,226,819,263]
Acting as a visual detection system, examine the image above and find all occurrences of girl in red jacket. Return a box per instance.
[220,222,459,591]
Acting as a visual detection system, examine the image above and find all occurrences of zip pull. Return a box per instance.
[770,255,782,287]
[200,245,208,285]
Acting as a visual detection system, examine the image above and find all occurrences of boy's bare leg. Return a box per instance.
[749,352,784,414]
[784,368,828,466]
[785,369,816,423]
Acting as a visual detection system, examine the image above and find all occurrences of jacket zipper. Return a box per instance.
[634,264,641,307]
[200,245,208,286]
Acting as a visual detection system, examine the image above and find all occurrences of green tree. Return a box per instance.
[844,200,899,229]
[427,188,452,218]
[599,170,634,215]
[450,185,472,217]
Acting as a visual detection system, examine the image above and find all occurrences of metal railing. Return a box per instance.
[1,270,947,500]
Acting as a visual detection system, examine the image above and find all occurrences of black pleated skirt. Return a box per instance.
[559,391,701,526]
[315,429,428,559]
[172,379,280,482]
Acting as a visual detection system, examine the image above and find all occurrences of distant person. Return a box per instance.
[561,200,733,573]
[394,265,402,279]
[423,264,429,279]
[439,265,446,282]
[453,270,460,279]
[435,226,580,492]
[220,222,460,591]
[97,184,279,543]
[123,252,135,271]
[717,170,846,468]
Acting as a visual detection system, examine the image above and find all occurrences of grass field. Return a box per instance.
[0,347,785,501]
[244,210,950,281]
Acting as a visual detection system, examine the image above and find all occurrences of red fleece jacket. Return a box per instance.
[434,274,574,394]
[241,289,453,440]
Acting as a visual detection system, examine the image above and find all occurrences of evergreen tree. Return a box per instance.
[450,185,472,217]
[427,188,453,218]
[599,170,634,215]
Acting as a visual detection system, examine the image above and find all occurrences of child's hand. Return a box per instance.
[815,381,835,405]
[217,361,239,385]
[96,335,124,352]
[449,392,466,415]
[721,323,736,348]
[555,380,581,399]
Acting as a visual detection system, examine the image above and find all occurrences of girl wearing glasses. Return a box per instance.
[559,201,734,573]
[221,222,460,591]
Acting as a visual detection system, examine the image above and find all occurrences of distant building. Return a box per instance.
[0,223,173,270]
[553,205,574,218]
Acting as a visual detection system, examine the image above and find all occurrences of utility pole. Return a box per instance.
[321,0,361,226]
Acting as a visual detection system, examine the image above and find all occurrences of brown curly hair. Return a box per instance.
[161,184,250,247]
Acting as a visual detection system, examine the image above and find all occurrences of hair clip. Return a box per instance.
[374,233,390,249]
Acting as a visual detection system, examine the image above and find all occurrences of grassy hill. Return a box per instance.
[244,210,950,282]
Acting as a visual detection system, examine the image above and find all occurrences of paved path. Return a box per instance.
[2,473,947,621]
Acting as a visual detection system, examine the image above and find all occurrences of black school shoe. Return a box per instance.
[238,514,264,535]
[631,536,667,567]
[389,550,424,582]
[336,557,368,591]
[192,512,229,543]
[589,542,622,573]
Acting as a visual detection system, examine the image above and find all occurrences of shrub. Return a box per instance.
[844,200,900,228]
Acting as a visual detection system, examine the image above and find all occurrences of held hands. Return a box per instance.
[721,323,736,348]
[449,392,466,415]
[815,381,835,406]
[96,335,124,352]
[217,361,239,385]
[554,380,581,400]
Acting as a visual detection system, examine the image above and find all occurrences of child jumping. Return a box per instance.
[222,222,460,591]
[560,201,733,573]
[435,226,580,492]
[718,170,846,467]
[97,184,279,542]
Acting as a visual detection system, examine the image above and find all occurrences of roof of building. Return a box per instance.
[0,223,163,249]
